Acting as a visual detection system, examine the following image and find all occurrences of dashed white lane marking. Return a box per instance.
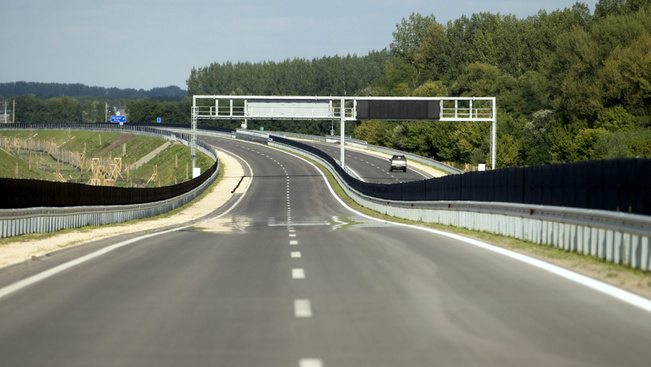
[290,240,298,246]
[299,359,323,367]
[289,233,296,237]
[291,251,301,258]
[292,268,306,279]
[294,299,312,318]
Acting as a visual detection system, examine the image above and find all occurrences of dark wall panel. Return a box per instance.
[0,162,217,209]
[356,100,440,121]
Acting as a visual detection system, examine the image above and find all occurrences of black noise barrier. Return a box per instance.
[0,162,217,209]
[270,136,651,216]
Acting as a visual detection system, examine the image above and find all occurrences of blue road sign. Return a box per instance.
[110,115,126,123]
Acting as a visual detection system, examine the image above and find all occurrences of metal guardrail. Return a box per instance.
[343,141,464,175]
[270,140,651,271]
[126,124,461,175]
[232,128,463,175]
[0,124,219,238]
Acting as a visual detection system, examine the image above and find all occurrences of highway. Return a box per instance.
[293,139,435,183]
[0,135,650,367]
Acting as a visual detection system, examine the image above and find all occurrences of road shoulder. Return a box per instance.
[0,147,245,269]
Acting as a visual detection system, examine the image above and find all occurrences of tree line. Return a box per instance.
[357,0,651,166]
[0,82,186,100]
[186,52,390,96]
[4,0,650,167]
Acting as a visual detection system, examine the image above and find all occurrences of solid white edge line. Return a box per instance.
[201,147,254,222]
[274,146,651,315]
[346,166,364,182]
[0,146,254,302]
[0,229,176,300]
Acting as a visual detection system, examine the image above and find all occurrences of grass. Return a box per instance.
[127,143,214,187]
[0,148,52,180]
[0,130,214,186]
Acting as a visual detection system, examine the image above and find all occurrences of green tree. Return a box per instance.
[594,106,637,130]
[412,80,447,96]
[451,62,502,96]
[595,0,651,18]
[598,31,651,113]
[14,95,46,123]
[428,121,459,161]
[496,113,525,167]
[568,127,610,161]
[390,13,439,65]
[544,26,601,121]
[353,120,394,147]
[45,97,82,123]
[592,127,651,158]
[412,23,447,84]
[522,110,554,164]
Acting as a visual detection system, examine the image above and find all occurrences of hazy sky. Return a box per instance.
[1,0,599,90]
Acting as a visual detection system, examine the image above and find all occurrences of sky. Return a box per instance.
[1,0,600,91]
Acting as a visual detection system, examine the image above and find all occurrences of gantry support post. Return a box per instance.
[340,97,345,169]
[191,96,197,171]
[490,97,496,170]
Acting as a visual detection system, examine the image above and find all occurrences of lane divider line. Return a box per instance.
[292,268,306,279]
[294,299,312,318]
[299,359,323,367]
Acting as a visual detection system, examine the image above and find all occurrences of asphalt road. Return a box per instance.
[294,140,433,183]
[0,136,650,367]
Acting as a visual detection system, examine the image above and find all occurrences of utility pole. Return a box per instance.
[12,100,15,124]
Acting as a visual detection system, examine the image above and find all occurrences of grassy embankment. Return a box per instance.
[0,129,214,187]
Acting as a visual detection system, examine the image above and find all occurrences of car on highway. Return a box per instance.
[389,154,407,172]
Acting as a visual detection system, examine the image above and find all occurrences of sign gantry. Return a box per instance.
[191,95,497,171]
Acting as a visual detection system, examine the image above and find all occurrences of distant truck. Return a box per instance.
[389,154,407,172]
